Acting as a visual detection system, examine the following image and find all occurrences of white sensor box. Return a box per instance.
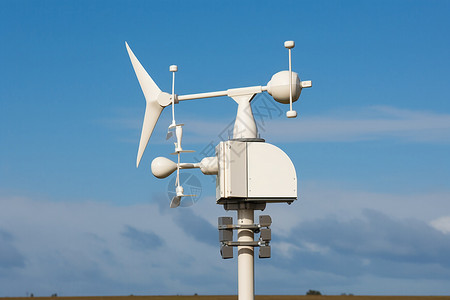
[216,140,297,204]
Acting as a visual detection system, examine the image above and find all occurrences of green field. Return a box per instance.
[2,296,450,300]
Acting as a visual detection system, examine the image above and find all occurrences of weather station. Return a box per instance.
[126,40,311,300]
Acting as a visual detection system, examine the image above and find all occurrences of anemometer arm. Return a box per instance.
[177,85,267,102]
[178,86,267,139]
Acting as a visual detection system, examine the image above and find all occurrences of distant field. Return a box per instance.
[2,296,450,300]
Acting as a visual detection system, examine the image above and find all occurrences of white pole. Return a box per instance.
[237,208,254,300]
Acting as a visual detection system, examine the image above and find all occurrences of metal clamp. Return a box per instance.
[218,215,272,259]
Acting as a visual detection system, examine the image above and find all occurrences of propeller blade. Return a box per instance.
[125,42,164,167]
[166,130,173,140]
[170,196,181,208]
[178,194,198,208]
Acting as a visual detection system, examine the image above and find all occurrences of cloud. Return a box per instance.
[131,105,450,145]
[173,208,218,247]
[0,195,233,297]
[262,106,450,143]
[430,216,450,234]
[122,225,164,251]
[263,181,450,241]
[1,189,450,296]
[275,209,450,279]
[0,230,25,270]
[105,103,450,148]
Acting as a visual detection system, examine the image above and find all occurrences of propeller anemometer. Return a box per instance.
[126,40,311,208]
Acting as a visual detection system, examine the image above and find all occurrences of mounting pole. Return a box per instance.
[233,106,257,300]
[237,208,254,300]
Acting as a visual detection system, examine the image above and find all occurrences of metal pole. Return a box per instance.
[237,208,254,300]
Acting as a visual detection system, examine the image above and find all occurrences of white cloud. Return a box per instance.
[260,180,450,240]
[276,242,301,259]
[0,195,233,297]
[163,106,450,144]
[300,241,330,255]
[106,105,450,146]
[262,106,450,143]
[2,183,450,296]
[430,216,450,234]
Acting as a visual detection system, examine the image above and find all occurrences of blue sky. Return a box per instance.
[1,0,450,297]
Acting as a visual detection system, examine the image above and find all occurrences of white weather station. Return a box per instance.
[126,41,311,300]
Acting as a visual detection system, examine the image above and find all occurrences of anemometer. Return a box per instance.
[126,40,311,300]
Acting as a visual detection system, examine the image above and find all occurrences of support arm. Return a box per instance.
[177,85,267,102]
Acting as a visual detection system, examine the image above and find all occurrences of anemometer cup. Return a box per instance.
[266,71,301,104]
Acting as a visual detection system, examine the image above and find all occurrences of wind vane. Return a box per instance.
[126,40,311,300]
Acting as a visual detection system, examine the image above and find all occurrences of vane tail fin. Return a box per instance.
[125,42,164,167]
